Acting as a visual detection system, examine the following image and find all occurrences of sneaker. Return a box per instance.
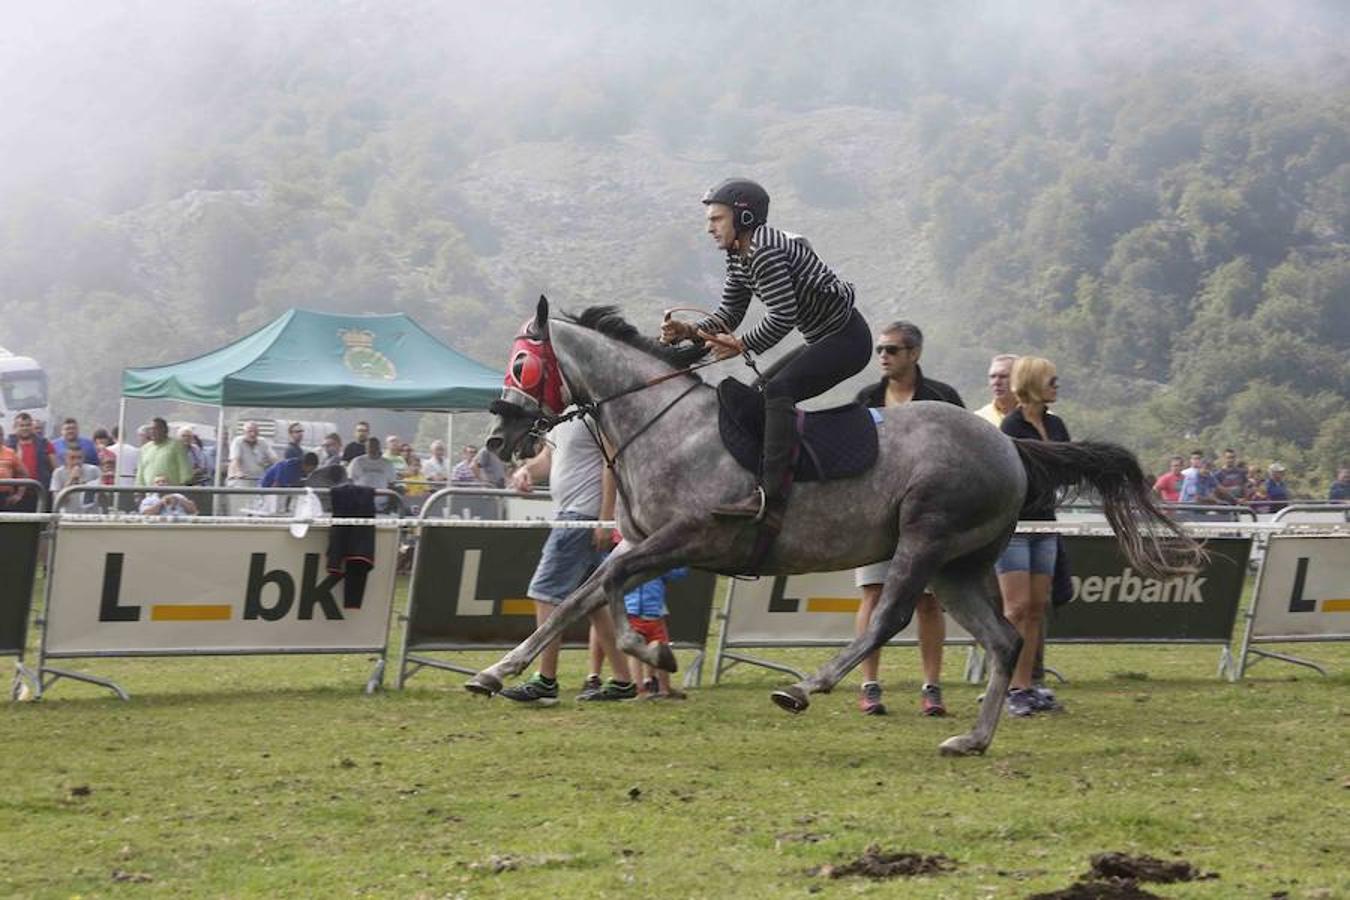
[1006,688,1038,717]
[577,679,638,702]
[920,683,947,717]
[582,674,602,693]
[858,682,887,716]
[499,673,560,707]
[1030,684,1062,712]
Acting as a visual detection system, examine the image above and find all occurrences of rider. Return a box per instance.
[660,178,871,521]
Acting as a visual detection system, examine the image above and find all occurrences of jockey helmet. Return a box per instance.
[702,178,769,232]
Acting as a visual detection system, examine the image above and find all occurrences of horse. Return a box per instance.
[467,296,1200,756]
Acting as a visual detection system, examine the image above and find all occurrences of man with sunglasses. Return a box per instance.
[852,321,963,717]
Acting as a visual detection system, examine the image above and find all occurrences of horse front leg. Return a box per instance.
[599,524,706,673]
[465,563,611,696]
[770,547,936,714]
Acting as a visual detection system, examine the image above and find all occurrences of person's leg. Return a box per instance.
[535,603,562,680]
[586,626,604,689]
[916,590,946,715]
[855,583,883,683]
[587,605,633,684]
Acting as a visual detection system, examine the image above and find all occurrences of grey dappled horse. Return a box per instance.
[469,298,1200,756]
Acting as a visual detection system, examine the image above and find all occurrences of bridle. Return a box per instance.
[494,315,760,505]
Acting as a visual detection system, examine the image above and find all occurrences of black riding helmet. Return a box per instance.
[703,178,770,232]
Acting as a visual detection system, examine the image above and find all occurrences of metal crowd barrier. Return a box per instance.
[0,478,48,513]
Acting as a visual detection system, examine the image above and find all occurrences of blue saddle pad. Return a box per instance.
[716,378,879,482]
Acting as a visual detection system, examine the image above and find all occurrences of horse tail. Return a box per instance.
[1013,439,1205,580]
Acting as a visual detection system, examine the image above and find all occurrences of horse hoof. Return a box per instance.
[651,641,679,673]
[770,686,810,714]
[464,672,502,697]
[938,735,987,757]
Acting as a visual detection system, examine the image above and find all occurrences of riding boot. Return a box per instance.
[714,396,797,522]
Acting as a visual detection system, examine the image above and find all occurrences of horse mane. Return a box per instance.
[564,306,710,371]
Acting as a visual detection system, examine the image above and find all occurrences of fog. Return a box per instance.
[0,1,1346,473]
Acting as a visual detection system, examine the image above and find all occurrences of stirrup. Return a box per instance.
[712,485,768,522]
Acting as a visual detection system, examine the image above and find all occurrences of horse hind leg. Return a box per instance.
[600,524,710,673]
[770,545,935,714]
[929,567,1021,757]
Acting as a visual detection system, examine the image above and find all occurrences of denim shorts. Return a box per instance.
[995,534,1058,576]
[526,511,606,605]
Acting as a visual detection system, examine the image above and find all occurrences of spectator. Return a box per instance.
[853,320,963,717]
[138,474,198,518]
[52,417,99,466]
[451,445,479,484]
[473,444,507,488]
[1179,457,1222,504]
[624,565,689,700]
[973,353,1018,427]
[304,459,348,492]
[0,422,32,509]
[136,417,192,487]
[261,451,319,489]
[179,427,211,486]
[50,445,102,512]
[319,432,344,468]
[423,440,450,482]
[348,437,397,511]
[226,421,278,514]
[283,422,306,460]
[1181,449,1205,480]
[1330,467,1350,502]
[6,412,57,512]
[108,424,149,488]
[402,454,430,511]
[1263,463,1291,512]
[99,454,116,486]
[1215,448,1248,502]
[384,435,409,478]
[998,356,1070,718]
[498,418,637,704]
[1153,455,1185,503]
[342,421,371,463]
[91,428,115,468]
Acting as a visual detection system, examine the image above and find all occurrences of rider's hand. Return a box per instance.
[659,318,695,345]
[509,467,533,495]
[699,329,744,360]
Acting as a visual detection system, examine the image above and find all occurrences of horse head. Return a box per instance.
[485,296,566,462]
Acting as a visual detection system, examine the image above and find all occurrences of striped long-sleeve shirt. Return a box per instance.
[695,225,855,355]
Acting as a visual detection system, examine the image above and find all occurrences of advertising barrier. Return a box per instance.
[1,511,45,699]
[1235,529,1350,679]
[712,530,1253,683]
[37,517,400,699]
[398,518,718,688]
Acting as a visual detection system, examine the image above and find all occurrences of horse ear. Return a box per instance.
[535,295,550,333]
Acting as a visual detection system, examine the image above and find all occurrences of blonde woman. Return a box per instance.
[997,356,1070,717]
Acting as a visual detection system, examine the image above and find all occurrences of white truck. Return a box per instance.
[0,348,52,431]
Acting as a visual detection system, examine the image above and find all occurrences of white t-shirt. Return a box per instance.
[348,455,396,490]
[51,464,103,511]
[228,436,277,481]
[548,418,603,518]
[109,442,140,486]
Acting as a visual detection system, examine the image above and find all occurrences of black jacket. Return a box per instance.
[1000,406,1071,521]
[855,366,964,409]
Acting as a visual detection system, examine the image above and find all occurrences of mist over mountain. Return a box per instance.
[1,1,1346,483]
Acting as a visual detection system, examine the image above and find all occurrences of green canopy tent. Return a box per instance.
[120,308,503,485]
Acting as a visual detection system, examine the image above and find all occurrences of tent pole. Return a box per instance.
[116,397,128,485]
[446,413,454,455]
[214,406,226,487]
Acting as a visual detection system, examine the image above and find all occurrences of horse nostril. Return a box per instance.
[485,436,503,452]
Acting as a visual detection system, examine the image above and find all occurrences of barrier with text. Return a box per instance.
[398,522,718,687]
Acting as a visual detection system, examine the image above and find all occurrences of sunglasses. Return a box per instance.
[875,344,914,356]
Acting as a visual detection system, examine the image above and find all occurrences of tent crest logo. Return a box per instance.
[338,329,397,381]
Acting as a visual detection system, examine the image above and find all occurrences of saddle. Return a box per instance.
[716,378,879,482]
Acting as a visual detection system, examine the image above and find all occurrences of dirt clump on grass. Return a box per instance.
[1088,852,1216,883]
[809,844,955,880]
[1027,852,1218,899]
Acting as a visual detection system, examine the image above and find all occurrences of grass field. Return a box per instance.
[3,577,1347,899]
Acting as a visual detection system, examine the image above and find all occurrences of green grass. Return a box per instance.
[3,578,1347,899]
